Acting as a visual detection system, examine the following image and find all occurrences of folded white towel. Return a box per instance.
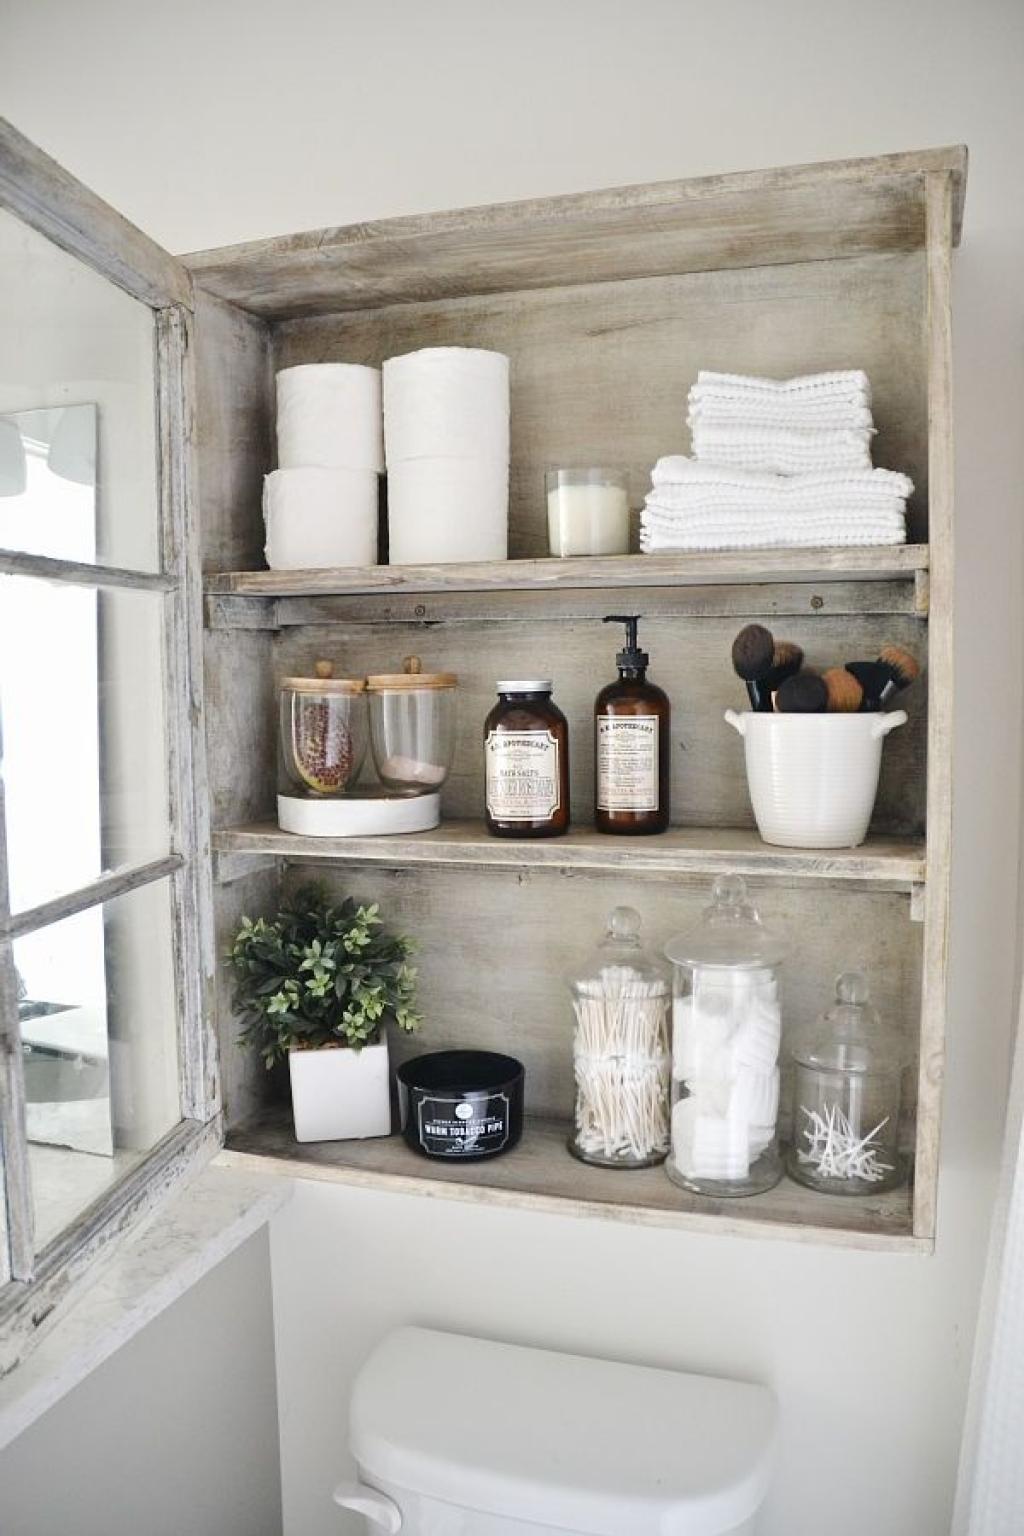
[649,458,913,500]
[691,423,874,476]
[643,505,907,533]
[640,523,906,553]
[689,399,876,430]
[691,368,871,403]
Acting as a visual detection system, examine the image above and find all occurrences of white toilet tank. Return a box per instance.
[335,1327,777,1535]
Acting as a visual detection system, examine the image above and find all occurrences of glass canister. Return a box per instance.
[788,972,906,1194]
[366,655,457,792]
[664,875,785,1196]
[279,660,368,797]
[569,906,671,1167]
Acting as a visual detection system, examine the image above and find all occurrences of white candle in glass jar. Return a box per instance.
[546,469,630,557]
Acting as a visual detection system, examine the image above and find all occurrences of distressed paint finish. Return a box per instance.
[271,610,928,834]
[275,863,923,1135]
[272,253,931,555]
[0,115,192,311]
[220,1108,922,1253]
[184,145,965,320]
[213,820,926,888]
[912,174,956,1243]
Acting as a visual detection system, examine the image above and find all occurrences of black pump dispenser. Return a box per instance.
[594,614,670,835]
[604,614,649,674]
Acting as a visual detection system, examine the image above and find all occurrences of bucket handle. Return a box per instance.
[333,1481,402,1531]
[724,708,746,737]
[871,709,908,739]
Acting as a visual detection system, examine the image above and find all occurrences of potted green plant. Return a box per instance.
[228,885,420,1142]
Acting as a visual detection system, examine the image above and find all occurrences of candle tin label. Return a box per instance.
[485,730,560,820]
[597,716,659,811]
[416,1092,511,1157]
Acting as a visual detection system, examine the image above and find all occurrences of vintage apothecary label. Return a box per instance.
[597,716,659,811]
[485,729,561,821]
[417,1093,510,1156]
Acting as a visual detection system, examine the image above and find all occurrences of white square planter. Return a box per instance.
[288,1039,391,1143]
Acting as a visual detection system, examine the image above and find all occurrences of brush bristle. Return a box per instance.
[771,640,804,673]
[879,644,920,686]
[823,667,864,712]
[776,670,828,713]
[731,624,775,680]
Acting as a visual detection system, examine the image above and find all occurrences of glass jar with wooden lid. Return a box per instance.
[278,660,368,800]
[366,655,458,795]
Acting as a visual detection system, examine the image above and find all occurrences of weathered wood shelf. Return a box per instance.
[205,546,929,600]
[217,1107,922,1253]
[212,820,926,890]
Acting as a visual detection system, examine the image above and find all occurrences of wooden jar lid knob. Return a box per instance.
[403,656,422,675]
[314,659,334,679]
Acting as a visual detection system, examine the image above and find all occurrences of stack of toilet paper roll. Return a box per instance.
[263,364,383,569]
[383,347,509,563]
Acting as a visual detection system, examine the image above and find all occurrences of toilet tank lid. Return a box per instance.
[349,1328,777,1536]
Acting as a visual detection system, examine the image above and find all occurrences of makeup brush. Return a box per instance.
[845,660,892,712]
[877,644,920,705]
[731,624,776,711]
[765,640,805,697]
[822,666,864,713]
[847,646,920,711]
[776,670,829,713]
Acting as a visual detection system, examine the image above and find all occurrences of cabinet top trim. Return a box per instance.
[183,146,966,320]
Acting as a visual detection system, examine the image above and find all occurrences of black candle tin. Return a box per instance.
[397,1050,524,1161]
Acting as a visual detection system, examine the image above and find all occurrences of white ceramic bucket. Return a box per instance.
[724,709,907,849]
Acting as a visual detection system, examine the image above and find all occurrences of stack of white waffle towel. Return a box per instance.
[641,370,912,553]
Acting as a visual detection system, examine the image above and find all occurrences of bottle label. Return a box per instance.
[485,729,561,821]
[597,716,659,812]
[417,1093,510,1157]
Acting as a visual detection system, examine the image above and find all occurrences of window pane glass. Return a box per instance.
[0,208,159,572]
[16,878,181,1253]
[0,576,170,914]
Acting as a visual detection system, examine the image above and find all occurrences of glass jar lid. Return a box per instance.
[664,874,785,970]
[571,906,668,993]
[791,971,909,1074]
[366,655,457,691]
[280,659,365,695]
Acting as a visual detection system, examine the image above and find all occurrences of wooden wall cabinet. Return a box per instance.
[138,146,964,1254]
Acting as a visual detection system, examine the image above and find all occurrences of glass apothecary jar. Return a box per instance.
[569,906,671,1168]
[568,903,672,1167]
[366,655,457,793]
[788,972,906,1194]
[279,660,368,798]
[664,875,785,1196]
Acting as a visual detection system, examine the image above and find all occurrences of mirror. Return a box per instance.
[0,404,98,561]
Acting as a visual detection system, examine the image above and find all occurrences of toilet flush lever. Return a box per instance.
[333,1480,402,1532]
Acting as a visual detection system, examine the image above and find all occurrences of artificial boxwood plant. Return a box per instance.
[228,885,421,1066]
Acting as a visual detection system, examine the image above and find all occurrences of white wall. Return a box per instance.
[3,2,1023,1533]
[0,1231,282,1536]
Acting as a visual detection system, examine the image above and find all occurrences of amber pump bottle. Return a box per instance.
[594,616,670,835]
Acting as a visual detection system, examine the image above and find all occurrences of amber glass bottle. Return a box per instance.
[595,616,670,835]
[484,681,570,838]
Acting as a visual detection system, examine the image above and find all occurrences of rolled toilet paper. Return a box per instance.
[383,347,510,464]
[263,468,378,569]
[275,364,384,473]
[387,457,508,564]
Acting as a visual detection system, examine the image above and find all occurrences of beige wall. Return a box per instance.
[2,1,1022,1533]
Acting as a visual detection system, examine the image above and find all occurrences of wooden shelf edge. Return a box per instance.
[211,820,926,888]
[216,1114,924,1254]
[203,547,929,601]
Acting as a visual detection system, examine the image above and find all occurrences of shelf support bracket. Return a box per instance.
[910,881,926,923]
[213,850,282,886]
[914,569,930,618]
